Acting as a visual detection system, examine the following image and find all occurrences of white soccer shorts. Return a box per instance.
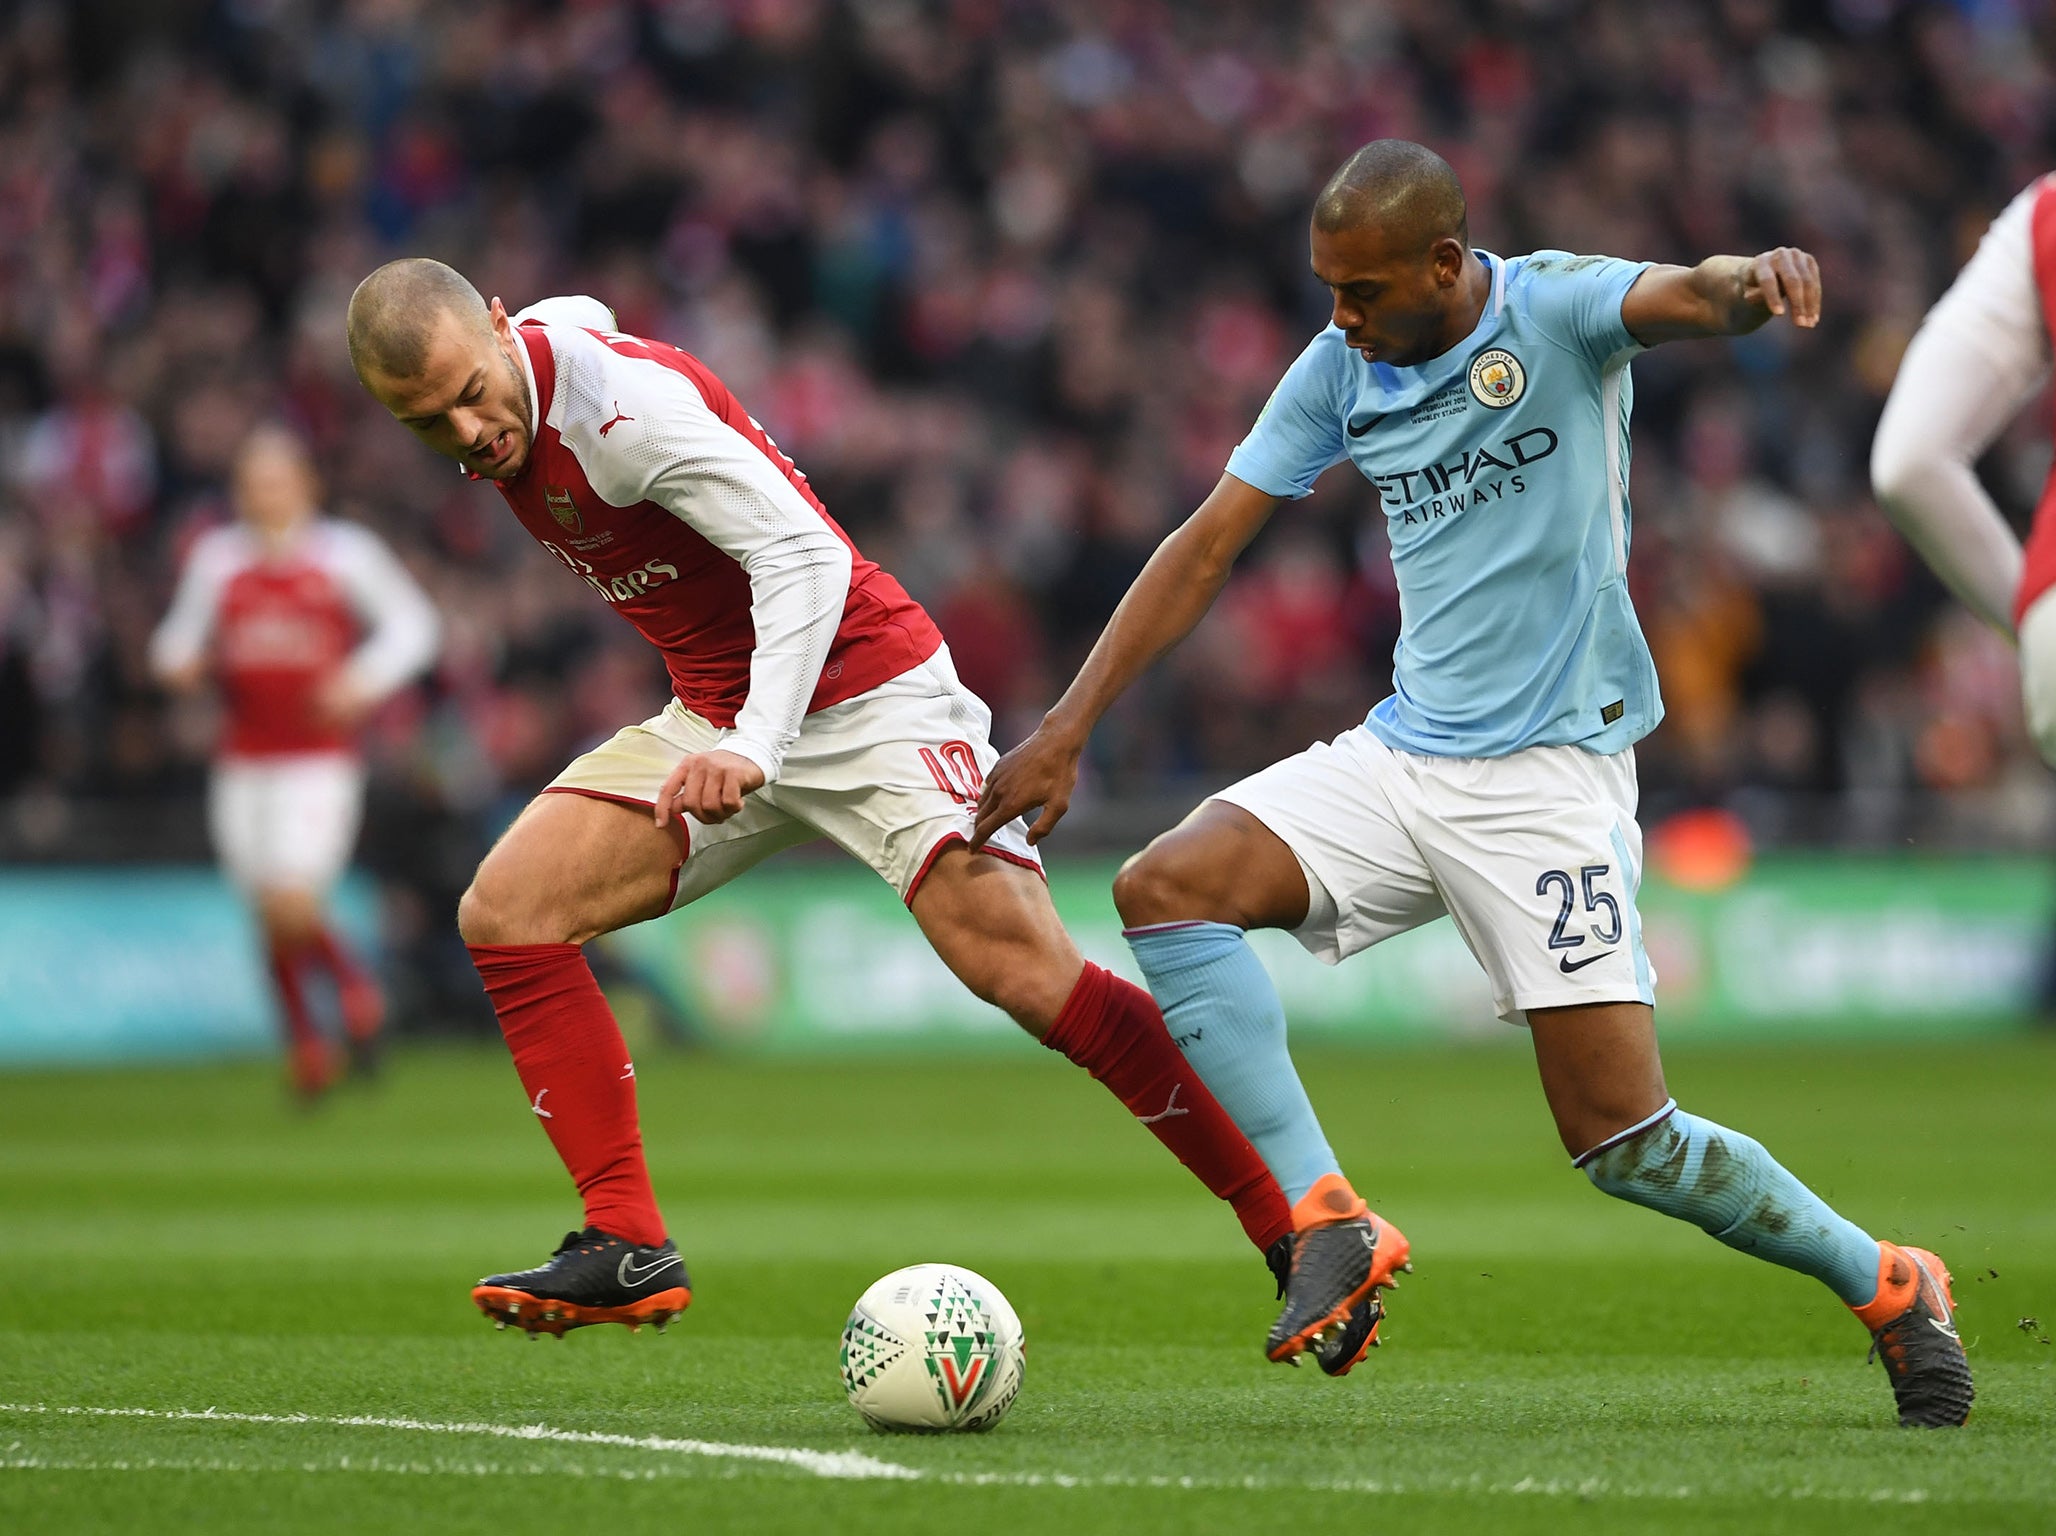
[208,752,367,894]
[548,644,1043,907]
[1214,728,1655,1024]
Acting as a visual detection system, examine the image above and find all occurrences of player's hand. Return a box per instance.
[1743,247,1820,329]
[971,722,1084,849]
[655,748,766,827]
[156,660,207,696]
[314,673,374,728]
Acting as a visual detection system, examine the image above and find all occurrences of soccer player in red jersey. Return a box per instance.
[150,425,440,1097]
[344,260,1293,1338]
[1872,174,2056,762]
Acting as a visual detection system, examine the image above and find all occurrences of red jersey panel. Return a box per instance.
[494,319,941,750]
[151,519,441,760]
[215,558,359,755]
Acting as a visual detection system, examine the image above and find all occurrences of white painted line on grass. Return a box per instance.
[0,1403,916,1482]
[0,1403,1940,1505]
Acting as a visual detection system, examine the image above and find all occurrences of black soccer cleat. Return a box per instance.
[1266,1233,1390,1377]
[471,1228,692,1337]
[1857,1244,1974,1428]
[1266,1212,1409,1367]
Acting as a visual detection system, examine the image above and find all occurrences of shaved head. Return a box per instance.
[1312,140,1468,251]
[349,257,537,478]
[1307,140,1485,368]
[347,258,492,383]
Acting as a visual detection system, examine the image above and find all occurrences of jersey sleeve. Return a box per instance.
[569,345,854,784]
[1225,331,1351,499]
[1869,183,2046,634]
[1516,252,1651,366]
[512,294,617,331]
[327,523,442,700]
[147,529,236,678]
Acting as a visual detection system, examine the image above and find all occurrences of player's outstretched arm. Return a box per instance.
[1620,248,1821,345]
[971,473,1279,848]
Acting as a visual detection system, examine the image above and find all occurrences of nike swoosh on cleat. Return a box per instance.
[1558,950,1616,973]
[618,1252,684,1288]
[1928,1316,1960,1339]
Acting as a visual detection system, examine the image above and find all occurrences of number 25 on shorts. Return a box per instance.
[1536,864,1622,961]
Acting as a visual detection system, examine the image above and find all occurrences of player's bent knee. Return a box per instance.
[457,868,565,947]
[1113,840,1242,928]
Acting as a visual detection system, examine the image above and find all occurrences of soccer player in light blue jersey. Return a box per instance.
[973,141,1972,1427]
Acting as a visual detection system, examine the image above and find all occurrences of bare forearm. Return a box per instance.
[1686,256,1770,335]
[1624,248,1820,344]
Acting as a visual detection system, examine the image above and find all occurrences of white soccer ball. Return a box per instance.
[838,1263,1025,1433]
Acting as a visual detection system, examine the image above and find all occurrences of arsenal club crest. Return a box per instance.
[545,486,582,534]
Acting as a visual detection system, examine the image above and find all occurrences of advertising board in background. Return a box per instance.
[0,858,2045,1067]
[601,855,2056,1054]
[0,870,379,1066]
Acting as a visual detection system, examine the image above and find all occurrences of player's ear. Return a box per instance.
[1431,236,1465,287]
[488,296,514,342]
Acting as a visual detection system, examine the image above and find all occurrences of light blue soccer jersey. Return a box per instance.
[1226,250,1663,758]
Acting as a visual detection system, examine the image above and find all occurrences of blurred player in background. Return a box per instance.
[150,425,440,1099]
[344,262,1297,1341]
[978,140,1975,1426]
[1871,175,2056,761]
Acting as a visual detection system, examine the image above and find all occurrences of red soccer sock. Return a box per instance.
[266,938,333,1093]
[307,924,383,1042]
[1044,963,1293,1254]
[468,942,667,1249]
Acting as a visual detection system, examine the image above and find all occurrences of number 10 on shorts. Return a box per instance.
[1536,865,1622,953]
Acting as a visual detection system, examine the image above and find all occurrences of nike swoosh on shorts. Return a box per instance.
[1558,950,1617,974]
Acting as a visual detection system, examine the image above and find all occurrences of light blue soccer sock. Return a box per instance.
[1580,1103,1881,1306]
[1125,921,1341,1205]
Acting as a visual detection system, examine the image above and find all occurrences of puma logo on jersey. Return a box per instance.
[599,401,635,436]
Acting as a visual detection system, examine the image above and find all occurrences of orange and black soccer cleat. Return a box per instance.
[1852,1242,1974,1428]
[472,1228,692,1338]
[1266,1174,1412,1368]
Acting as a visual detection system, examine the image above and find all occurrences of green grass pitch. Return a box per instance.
[1,1035,2052,1534]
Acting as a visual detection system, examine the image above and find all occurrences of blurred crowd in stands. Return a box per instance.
[2,0,2055,1014]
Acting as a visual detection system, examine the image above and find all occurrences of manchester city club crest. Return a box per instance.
[544,486,582,534]
[1467,348,1525,409]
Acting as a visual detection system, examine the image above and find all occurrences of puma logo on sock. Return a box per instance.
[1139,1085,1189,1125]
[531,1088,552,1119]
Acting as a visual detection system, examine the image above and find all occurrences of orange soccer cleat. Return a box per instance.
[1265,1174,1412,1369]
[1851,1242,1975,1428]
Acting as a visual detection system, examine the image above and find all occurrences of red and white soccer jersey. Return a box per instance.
[497,297,943,784]
[152,519,440,759]
[1872,175,2056,758]
[150,518,439,888]
[498,298,1037,900]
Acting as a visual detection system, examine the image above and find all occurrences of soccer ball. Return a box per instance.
[838,1263,1025,1433]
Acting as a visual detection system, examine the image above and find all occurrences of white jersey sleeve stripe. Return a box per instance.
[148,526,241,678]
[558,338,853,781]
[1601,356,1630,575]
[325,523,441,701]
